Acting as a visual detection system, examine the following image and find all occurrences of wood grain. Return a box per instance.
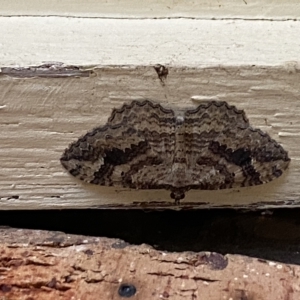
[1,0,300,19]
[1,18,300,66]
[0,65,298,209]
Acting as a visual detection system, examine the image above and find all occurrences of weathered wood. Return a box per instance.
[1,0,300,19]
[1,18,300,67]
[0,228,298,300]
[0,65,298,209]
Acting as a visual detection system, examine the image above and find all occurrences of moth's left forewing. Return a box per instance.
[61,100,177,188]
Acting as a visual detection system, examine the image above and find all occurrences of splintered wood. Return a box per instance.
[0,228,299,300]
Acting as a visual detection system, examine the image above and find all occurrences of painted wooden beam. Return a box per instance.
[1,18,300,66]
[0,65,298,209]
[1,0,300,19]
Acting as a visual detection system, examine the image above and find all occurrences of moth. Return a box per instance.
[61,100,290,203]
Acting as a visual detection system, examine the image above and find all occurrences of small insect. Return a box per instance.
[61,100,290,203]
[153,64,169,84]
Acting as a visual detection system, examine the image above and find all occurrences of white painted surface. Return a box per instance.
[1,0,300,19]
[1,17,300,67]
[0,66,298,209]
[0,2,299,209]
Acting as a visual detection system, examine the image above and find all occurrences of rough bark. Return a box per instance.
[0,228,298,299]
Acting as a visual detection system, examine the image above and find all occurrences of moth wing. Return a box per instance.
[61,100,176,188]
[183,101,289,189]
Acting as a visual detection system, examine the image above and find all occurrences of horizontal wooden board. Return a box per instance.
[1,0,300,19]
[1,17,300,67]
[0,65,298,209]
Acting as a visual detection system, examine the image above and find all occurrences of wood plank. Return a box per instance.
[0,227,299,300]
[0,65,298,209]
[1,0,300,19]
[1,17,300,66]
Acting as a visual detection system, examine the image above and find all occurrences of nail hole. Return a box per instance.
[118,283,137,298]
